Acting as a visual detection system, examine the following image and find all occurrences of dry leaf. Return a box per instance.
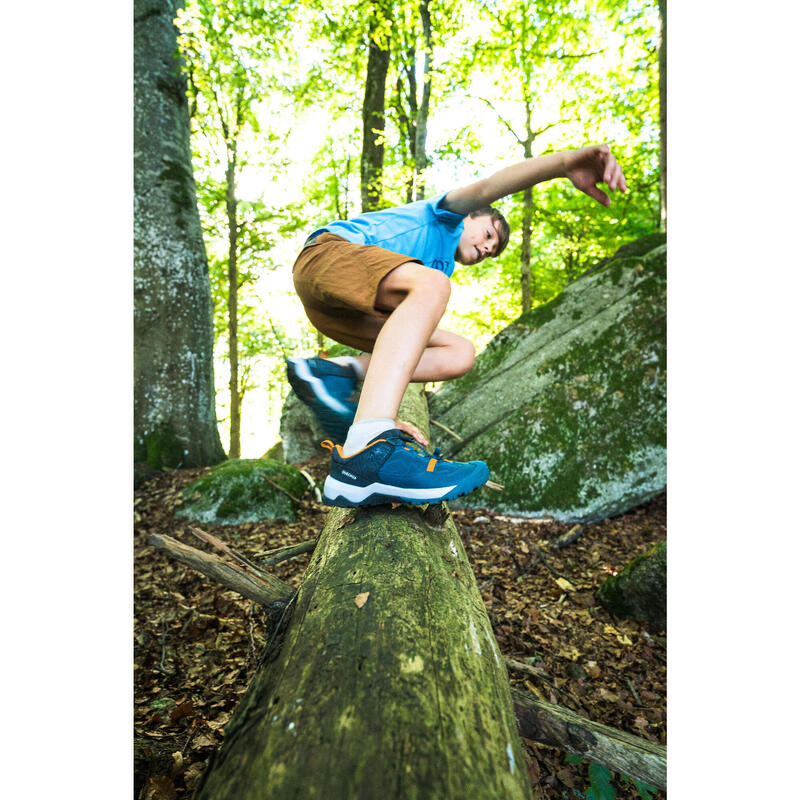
[142,775,177,800]
[617,633,633,646]
[354,592,370,608]
[554,577,575,592]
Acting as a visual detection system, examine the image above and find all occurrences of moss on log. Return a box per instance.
[197,385,533,799]
[596,541,666,630]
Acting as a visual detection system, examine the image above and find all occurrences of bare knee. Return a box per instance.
[447,337,474,378]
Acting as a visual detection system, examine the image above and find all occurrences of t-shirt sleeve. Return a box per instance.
[427,192,466,226]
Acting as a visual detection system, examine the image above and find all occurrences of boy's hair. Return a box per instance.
[469,207,510,257]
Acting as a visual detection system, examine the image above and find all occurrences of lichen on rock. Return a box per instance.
[175,458,308,525]
[428,234,666,522]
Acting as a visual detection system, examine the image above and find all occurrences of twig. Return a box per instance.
[299,468,322,503]
[505,657,553,683]
[625,677,642,706]
[485,479,504,492]
[189,526,266,578]
[256,539,316,567]
[552,524,584,549]
[158,618,174,676]
[429,418,463,441]
[263,474,304,505]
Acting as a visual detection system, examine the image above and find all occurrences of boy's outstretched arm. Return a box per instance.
[441,144,627,215]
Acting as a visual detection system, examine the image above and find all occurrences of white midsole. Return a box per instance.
[324,475,457,502]
[288,357,350,414]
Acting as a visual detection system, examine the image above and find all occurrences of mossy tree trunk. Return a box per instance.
[596,541,666,630]
[658,0,666,232]
[134,0,225,469]
[196,385,534,800]
[360,2,390,213]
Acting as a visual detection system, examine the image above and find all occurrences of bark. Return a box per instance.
[360,4,390,212]
[134,0,226,468]
[658,0,667,232]
[511,687,666,791]
[413,0,432,201]
[596,541,666,630]
[226,147,240,458]
[520,136,534,313]
[196,384,535,800]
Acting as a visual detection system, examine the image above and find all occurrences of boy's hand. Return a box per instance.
[563,144,627,207]
[396,420,429,448]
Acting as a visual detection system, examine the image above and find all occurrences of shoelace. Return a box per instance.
[399,433,450,462]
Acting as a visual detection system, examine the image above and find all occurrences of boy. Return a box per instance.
[287,144,626,508]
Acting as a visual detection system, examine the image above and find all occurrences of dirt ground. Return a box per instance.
[134,458,666,800]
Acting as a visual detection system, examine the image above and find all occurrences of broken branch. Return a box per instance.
[148,533,293,605]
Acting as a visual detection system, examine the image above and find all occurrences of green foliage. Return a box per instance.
[564,755,658,800]
[167,0,663,454]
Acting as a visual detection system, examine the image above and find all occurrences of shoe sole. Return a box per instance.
[287,357,351,414]
[321,465,490,508]
[287,357,355,441]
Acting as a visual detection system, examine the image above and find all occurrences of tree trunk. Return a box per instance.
[226,149,240,458]
[520,137,534,313]
[360,4,390,212]
[413,0,432,201]
[134,0,225,469]
[196,385,534,800]
[596,541,666,630]
[658,0,667,232]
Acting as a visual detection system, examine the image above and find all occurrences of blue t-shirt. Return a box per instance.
[308,192,465,277]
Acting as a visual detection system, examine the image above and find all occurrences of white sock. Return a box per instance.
[342,418,394,457]
[327,355,365,380]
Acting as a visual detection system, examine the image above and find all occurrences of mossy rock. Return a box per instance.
[596,541,666,630]
[262,440,284,462]
[429,234,666,522]
[175,458,308,525]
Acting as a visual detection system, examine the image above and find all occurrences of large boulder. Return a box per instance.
[174,458,308,525]
[279,390,327,465]
[428,233,666,522]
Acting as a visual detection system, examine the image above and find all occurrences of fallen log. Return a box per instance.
[148,533,292,605]
[195,384,535,799]
[510,687,666,791]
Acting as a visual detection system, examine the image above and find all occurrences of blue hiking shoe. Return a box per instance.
[320,429,490,507]
[286,357,358,443]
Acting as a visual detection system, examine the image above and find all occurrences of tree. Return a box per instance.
[658,0,666,231]
[134,0,226,468]
[177,0,295,457]
[360,1,392,211]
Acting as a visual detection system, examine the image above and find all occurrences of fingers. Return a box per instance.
[600,150,627,194]
[582,184,611,207]
[396,419,429,447]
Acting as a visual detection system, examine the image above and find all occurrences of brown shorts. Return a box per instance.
[292,232,421,352]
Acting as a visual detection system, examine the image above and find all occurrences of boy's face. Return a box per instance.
[455,214,502,265]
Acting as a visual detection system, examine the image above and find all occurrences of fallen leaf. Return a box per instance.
[142,775,177,800]
[554,577,575,592]
[617,634,633,646]
[193,733,217,748]
[354,592,370,608]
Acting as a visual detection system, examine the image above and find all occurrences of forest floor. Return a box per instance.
[134,457,666,800]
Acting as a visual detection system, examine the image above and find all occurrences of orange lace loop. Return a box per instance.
[320,440,334,452]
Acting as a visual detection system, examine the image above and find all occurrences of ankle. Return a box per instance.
[342,418,394,457]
